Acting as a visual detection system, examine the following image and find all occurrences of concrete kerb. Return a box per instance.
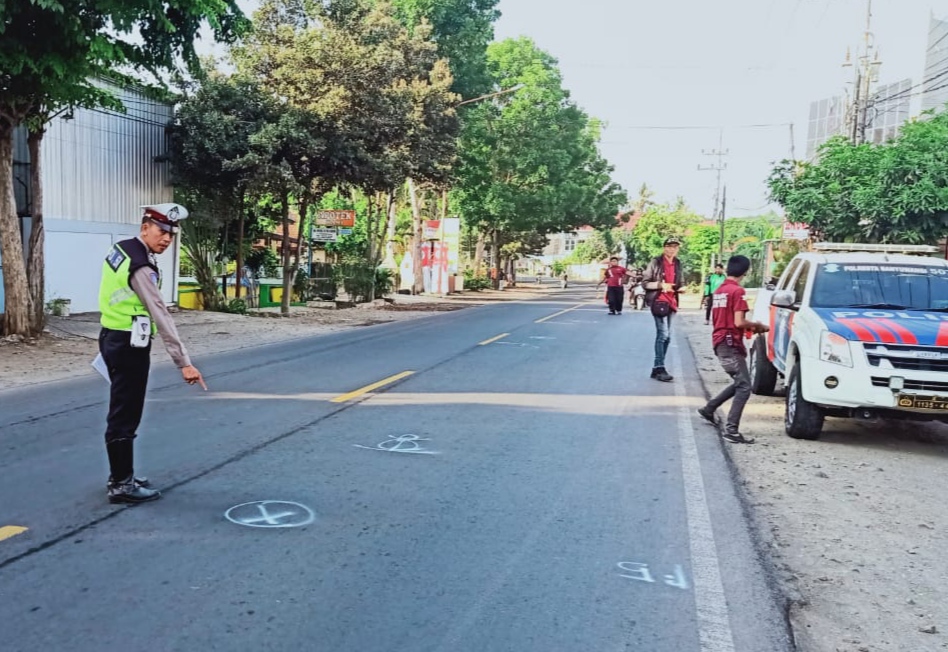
[678,316,806,652]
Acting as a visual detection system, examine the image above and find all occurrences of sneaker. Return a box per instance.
[608,311,616,315]
[616,311,622,315]
[108,477,161,504]
[653,368,674,382]
[697,407,716,426]
[722,432,755,444]
[704,320,710,326]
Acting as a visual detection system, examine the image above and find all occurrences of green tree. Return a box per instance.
[768,111,948,243]
[170,72,274,308]
[236,0,458,301]
[454,37,626,287]
[0,0,246,336]
[390,0,500,99]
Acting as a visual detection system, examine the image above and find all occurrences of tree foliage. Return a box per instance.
[767,111,948,244]
[0,0,247,335]
[454,37,627,255]
[390,0,500,100]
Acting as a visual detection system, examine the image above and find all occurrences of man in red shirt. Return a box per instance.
[697,255,769,444]
[596,256,628,315]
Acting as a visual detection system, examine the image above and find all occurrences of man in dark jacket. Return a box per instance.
[641,237,684,382]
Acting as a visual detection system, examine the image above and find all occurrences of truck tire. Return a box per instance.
[785,361,824,440]
[749,336,778,396]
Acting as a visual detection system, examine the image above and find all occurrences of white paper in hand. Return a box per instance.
[92,353,111,383]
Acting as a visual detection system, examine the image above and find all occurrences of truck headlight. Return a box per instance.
[820,331,853,367]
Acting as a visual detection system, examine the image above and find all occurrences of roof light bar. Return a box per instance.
[812,243,940,254]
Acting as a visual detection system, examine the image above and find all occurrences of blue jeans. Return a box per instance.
[653,313,673,368]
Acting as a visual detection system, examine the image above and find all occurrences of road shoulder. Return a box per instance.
[679,310,948,652]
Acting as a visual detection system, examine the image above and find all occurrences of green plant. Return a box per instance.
[374,268,394,298]
[45,297,70,316]
[463,268,491,291]
[221,298,248,314]
[245,247,280,278]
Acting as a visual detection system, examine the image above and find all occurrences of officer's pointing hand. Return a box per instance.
[182,365,208,391]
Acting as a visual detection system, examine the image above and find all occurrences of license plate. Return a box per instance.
[896,394,948,410]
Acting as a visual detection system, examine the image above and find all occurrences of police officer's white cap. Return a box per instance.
[141,203,189,233]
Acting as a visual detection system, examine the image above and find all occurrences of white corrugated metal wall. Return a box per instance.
[38,80,177,313]
[42,82,173,223]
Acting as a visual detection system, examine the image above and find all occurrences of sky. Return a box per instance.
[206,0,945,218]
[493,0,944,217]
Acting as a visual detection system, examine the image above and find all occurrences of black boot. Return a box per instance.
[108,475,161,504]
[653,367,674,382]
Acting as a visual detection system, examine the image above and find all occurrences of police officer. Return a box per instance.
[98,203,207,504]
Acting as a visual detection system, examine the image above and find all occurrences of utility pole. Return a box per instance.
[698,128,728,264]
[843,0,883,144]
[719,186,727,259]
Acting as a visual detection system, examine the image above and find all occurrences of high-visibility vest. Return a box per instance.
[98,238,160,335]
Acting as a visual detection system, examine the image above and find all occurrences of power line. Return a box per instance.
[605,122,792,131]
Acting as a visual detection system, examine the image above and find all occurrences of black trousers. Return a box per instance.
[606,286,625,313]
[99,329,151,481]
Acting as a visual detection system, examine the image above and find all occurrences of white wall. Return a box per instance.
[45,222,179,314]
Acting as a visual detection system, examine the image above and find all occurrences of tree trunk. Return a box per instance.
[0,126,31,336]
[280,190,291,316]
[294,195,309,302]
[366,192,375,303]
[235,190,245,300]
[408,177,424,295]
[491,228,501,290]
[378,191,393,266]
[440,187,448,220]
[474,230,486,273]
[26,128,45,334]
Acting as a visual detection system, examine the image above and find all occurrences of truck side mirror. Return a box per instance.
[771,290,796,308]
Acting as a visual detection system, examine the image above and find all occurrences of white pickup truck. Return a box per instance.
[748,243,948,440]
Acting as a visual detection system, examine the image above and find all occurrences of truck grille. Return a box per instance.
[864,343,948,372]
[871,377,948,393]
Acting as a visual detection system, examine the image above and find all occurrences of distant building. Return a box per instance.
[866,78,913,144]
[805,95,847,160]
[921,12,948,114]
[804,11,948,159]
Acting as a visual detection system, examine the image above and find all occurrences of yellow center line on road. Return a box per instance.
[478,333,510,346]
[0,526,28,542]
[535,302,588,324]
[331,371,415,403]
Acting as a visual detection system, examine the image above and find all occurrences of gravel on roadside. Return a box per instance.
[678,309,948,652]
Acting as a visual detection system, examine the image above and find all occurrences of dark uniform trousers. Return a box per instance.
[99,328,151,481]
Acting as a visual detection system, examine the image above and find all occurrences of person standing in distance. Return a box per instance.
[702,263,726,325]
[98,203,207,504]
[697,255,769,444]
[642,237,683,382]
[596,256,628,315]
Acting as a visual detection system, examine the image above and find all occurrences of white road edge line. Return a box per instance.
[670,352,737,652]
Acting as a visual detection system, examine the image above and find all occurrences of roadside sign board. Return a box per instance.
[424,220,441,240]
[782,222,810,240]
[338,228,353,236]
[312,227,338,242]
[315,210,356,227]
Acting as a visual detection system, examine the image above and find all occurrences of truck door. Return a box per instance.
[770,261,809,373]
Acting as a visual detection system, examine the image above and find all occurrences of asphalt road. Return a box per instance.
[0,285,793,652]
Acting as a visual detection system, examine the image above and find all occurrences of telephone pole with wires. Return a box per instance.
[842,0,883,144]
[698,129,728,263]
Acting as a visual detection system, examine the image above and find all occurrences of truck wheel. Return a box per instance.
[749,336,778,396]
[785,362,824,440]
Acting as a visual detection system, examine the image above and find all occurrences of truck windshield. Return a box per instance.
[810,263,948,311]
